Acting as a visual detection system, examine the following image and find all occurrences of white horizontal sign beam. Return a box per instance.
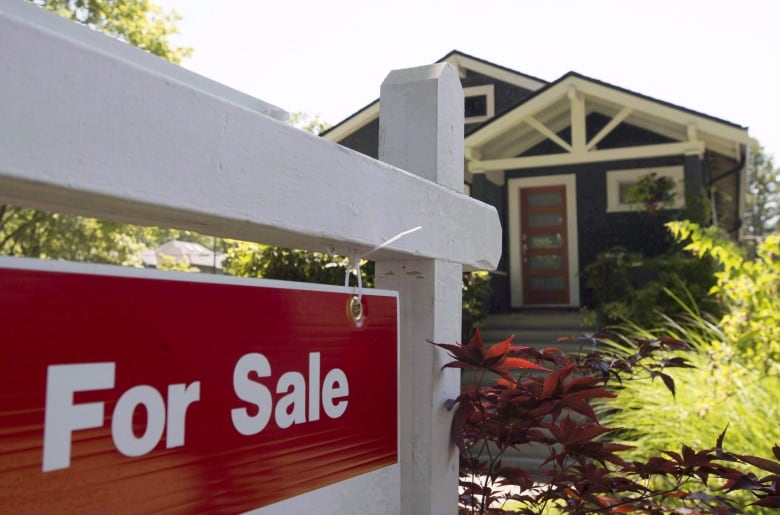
[0,2,501,270]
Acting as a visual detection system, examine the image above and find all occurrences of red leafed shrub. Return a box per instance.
[436,330,780,514]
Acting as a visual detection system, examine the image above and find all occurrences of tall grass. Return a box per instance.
[598,296,780,513]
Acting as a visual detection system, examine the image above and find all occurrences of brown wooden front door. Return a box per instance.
[520,185,570,305]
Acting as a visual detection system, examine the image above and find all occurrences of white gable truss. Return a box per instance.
[322,51,547,143]
[465,73,751,173]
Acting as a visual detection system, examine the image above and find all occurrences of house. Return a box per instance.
[322,51,751,312]
[141,240,226,274]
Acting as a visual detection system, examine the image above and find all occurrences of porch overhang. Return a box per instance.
[468,141,707,172]
[465,73,750,173]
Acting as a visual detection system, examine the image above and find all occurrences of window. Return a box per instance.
[464,85,495,123]
[606,166,685,213]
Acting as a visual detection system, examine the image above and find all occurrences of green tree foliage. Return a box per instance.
[745,144,780,238]
[155,254,199,272]
[223,241,374,286]
[443,329,780,513]
[599,307,780,514]
[31,0,191,63]
[287,112,330,136]
[669,220,780,367]
[582,246,717,326]
[594,220,780,513]
[461,271,491,342]
[1,1,192,264]
[0,207,144,265]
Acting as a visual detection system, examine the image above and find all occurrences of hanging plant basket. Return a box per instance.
[625,172,676,214]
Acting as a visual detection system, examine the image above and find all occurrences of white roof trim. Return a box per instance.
[466,75,749,161]
[321,101,379,142]
[442,53,547,91]
[324,52,548,143]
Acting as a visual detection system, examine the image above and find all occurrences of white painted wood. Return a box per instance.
[507,175,579,308]
[525,116,573,152]
[379,64,465,190]
[586,106,633,151]
[569,88,586,152]
[468,141,706,172]
[0,2,500,270]
[444,53,547,91]
[485,170,505,186]
[687,123,699,142]
[376,63,467,515]
[465,146,483,161]
[465,81,570,148]
[485,102,571,160]
[246,464,401,515]
[1,1,286,121]
[0,5,504,514]
[465,75,749,161]
[573,79,750,145]
[464,84,496,123]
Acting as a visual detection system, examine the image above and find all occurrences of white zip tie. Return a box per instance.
[344,225,422,302]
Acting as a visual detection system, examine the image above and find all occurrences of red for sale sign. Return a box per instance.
[0,258,398,513]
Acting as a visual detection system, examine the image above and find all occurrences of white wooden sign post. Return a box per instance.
[0,2,501,513]
[376,64,466,515]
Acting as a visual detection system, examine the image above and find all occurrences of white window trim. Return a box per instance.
[464,84,495,124]
[606,166,685,213]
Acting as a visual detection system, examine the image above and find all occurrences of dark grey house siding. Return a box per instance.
[330,79,743,311]
[339,118,380,159]
[501,155,691,309]
[470,175,511,312]
[520,114,676,157]
[462,70,537,136]
[338,71,538,157]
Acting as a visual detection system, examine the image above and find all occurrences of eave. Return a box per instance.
[465,73,750,172]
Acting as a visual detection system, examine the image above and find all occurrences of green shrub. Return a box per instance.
[443,327,780,513]
[461,271,491,342]
[601,315,780,456]
[224,243,491,342]
[597,311,780,514]
[669,221,780,368]
[583,245,717,327]
[222,242,374,286]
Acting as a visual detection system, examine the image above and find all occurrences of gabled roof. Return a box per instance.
[321,50,547,142]
[465,71,750,171]
[437,50,547,91]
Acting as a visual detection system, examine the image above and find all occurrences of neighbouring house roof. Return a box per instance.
[321,50,548,143]
[141,240,225,270]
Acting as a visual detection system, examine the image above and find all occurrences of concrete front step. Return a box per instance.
[480,310,593,331]
[475,309,599,353]
[461,310,599,473]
